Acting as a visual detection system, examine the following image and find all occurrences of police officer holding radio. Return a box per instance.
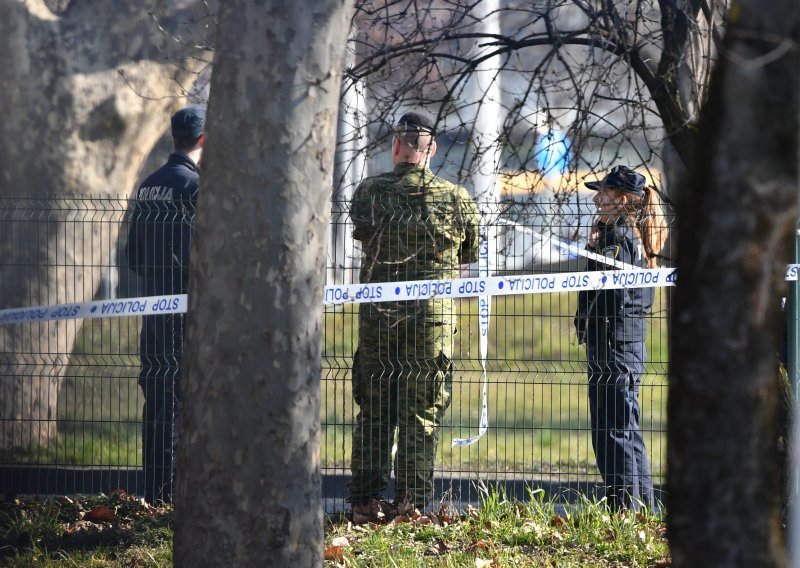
[575,165,668,511]
[126,106,205,503]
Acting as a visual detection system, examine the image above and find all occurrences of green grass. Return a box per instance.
[1,317,143,467]
[0,490,670,567]
[325,484,670,567]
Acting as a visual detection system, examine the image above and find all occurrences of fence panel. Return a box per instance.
[0,191,675,513]
[323,191,674,512]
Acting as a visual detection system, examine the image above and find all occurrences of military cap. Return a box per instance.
[584,165,646,197]
[395,112,435,135]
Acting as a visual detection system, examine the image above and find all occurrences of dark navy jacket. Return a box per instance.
[126,152,198,376]
[575,219,652,344]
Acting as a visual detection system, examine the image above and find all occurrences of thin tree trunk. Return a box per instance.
[0,0,206,448]
[330,36,367,286]
[174,1,353,565]
[668,0,799,563]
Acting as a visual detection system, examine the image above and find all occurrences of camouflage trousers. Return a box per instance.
[349,322,453,510]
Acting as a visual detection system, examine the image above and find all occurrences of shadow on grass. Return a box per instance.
[0,493,172,565]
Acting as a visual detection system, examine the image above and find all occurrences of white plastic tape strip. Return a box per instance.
[0,294,187,325]
[492,219,641,271]
[452,224,491,447]
[324,267,677,306]
[0,264,793,326]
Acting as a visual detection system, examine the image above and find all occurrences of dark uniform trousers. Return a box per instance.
[586,327,653,511]
[138,313,183,504]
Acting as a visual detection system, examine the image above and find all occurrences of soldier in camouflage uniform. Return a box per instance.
[348,112,481,512]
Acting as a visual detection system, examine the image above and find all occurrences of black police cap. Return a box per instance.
[171,106,206,141]
[584,165,646,197]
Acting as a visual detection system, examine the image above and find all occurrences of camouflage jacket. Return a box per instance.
[350,162,481,325]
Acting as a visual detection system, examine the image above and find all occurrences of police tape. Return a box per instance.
[0,294,187,325]
[324,267,678,305]
[326,263,800,305]
[493,219,642,271]
[0,269,670,326]
[452,224,492,447]
[0,263,796,326]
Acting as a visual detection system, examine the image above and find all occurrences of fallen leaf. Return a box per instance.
[436,504,459,525]
[426,539,449,556]
[330,536,350,548]
[85,505,117,523]
[396,501,416,516]
[324,545,343,561]
[63,520,104,535]
[550,514,566,527]
[466,539,493,554]
[522,520,543,538]
[352,509,371,525]
[434,538,453,552]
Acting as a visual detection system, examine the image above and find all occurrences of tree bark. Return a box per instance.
[668,0,799,564]
[173,1,353,565]
[0,0,207,448]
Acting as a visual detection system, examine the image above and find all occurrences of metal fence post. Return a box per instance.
[791,227,800,394]
[792,224,800,567]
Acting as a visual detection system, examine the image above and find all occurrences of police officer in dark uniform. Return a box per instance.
[575,165,668,511]
[126,106,205,503]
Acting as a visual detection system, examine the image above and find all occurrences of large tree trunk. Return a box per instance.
[668,0,799,564]
[173,1,353,565]
[0,0,206,448]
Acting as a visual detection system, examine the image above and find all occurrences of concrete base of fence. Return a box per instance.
[1,465,142,499]
[322,472,667,513]
[1,466,666,513]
